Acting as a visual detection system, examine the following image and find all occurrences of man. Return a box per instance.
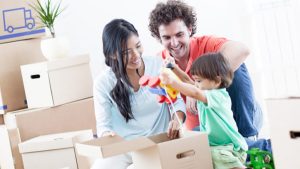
[148,0,271,153]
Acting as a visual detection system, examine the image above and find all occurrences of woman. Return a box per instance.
[92,19,186,169]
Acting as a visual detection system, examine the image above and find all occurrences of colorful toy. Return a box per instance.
[139,68,179,104]
[246,148,275,169]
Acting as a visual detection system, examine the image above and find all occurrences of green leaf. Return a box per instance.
[29,0,66,38]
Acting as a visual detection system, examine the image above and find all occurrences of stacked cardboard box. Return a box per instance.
[3,98,96,169]
[21,54,93,108]
[7,128,23,169]
[5,98,96,141]
[18,130,93,169]
[0,125,15,169]
[0,39,46,114]
[0,0,45,44]
[265,98,300,169]
[0,114,4,124]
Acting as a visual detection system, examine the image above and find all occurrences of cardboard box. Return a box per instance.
[0,127,23,169]
[4,98,96,141]
[4,108,39,130]
[265,98,300,169]
[19,130,93,169]
[0,114,3,124]
[0,125,15,169]
[0,39,46,114]
[7,128,23,169]
[0,0,45,44]
[76,155,97,169]
[21,54,93,108]
[76,131,213,169]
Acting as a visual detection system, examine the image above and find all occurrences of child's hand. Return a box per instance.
[160,72,174,85]
[186,97,198,115]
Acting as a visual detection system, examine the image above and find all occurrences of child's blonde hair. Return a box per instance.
[190,52,233,88]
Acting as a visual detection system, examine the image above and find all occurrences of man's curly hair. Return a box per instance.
[148,0,197,40]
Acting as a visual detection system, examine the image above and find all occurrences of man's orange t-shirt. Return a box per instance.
[161,36,227,130]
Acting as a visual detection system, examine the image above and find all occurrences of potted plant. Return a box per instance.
[30,0,69,60]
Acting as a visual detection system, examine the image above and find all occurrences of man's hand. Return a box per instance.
[167,119,180,139]
[163,56,176,68]
[186,97,198,115]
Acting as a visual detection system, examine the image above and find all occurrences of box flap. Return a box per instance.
[20,54,90,73]
[19,129,93,153]
[147,132,170,143]
[76,135,157,158]
[47,54,90,70]
[266,97,300,100]
[147,130,199,143]
[146,130,204,145]
[4,108,43,129]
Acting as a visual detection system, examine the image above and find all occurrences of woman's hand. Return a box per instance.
[186,96,198,115]
[102,131,116,137]
[167,119,180,139]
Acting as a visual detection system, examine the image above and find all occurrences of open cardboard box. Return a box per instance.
[76,131,213,169]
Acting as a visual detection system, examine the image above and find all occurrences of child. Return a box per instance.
[160,52,248,169]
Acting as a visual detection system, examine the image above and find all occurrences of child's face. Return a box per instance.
[192,75,220,90]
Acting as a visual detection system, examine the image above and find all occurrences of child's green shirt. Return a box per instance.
[197,89,248,151]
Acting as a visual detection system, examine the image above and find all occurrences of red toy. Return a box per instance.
[139,75,178,104]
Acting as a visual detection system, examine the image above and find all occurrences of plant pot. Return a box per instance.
[40,36,70,61]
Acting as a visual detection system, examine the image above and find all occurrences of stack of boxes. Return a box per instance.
[0,0,46,168]
[0,1,96,169]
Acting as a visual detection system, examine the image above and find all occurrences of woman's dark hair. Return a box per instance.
[190,52,233,88]
[148,0,197,40]
[102,19,139,122]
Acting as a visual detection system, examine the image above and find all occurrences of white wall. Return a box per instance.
[252,0,300,98]
[51,0,253,77]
